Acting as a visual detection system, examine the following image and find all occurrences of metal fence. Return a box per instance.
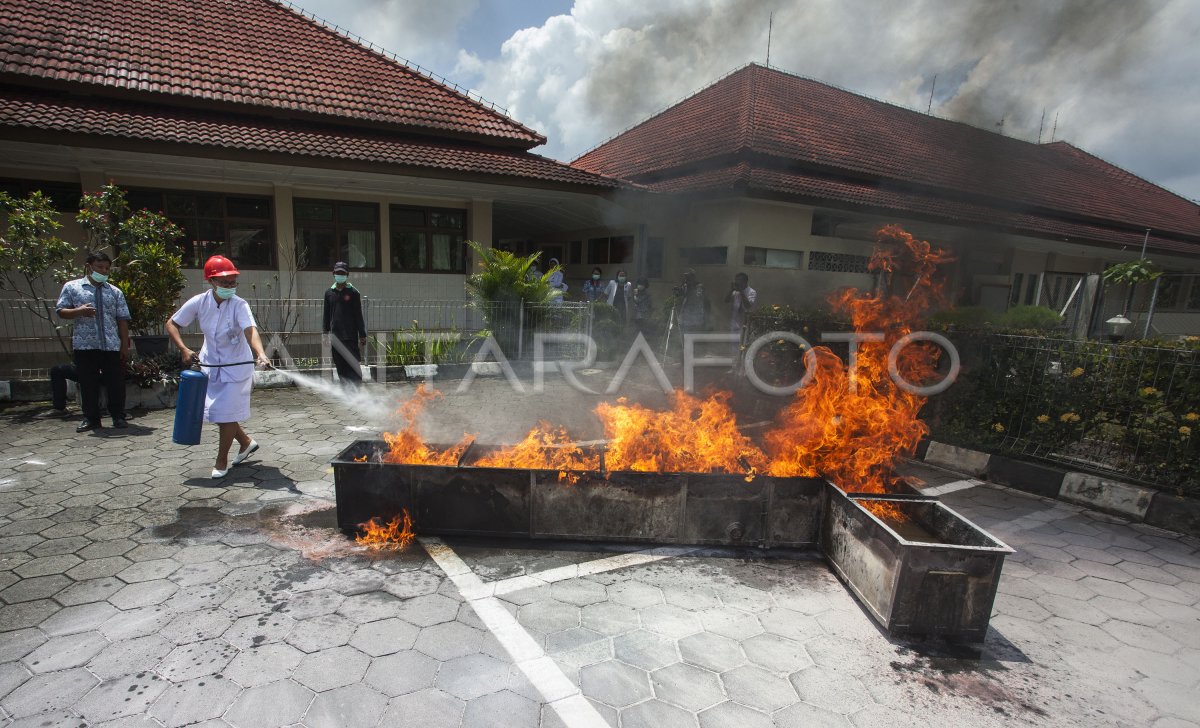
[1094,273,1200,340]
[0,297,593,375]
[934,334,1200,489]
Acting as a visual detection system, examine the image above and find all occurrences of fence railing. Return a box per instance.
[930,334,1200,491]
[0,297,594,374]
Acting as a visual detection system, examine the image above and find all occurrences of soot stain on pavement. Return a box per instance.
[890,643,1050,719]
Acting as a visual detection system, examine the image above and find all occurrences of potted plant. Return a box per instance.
[464,240,558,358]
[78,185,187,355]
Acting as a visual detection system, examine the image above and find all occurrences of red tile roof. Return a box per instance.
[573,64,1200,255]
[0,87,618,189]
[0,0,544,148]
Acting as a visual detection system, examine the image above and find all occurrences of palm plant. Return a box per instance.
[464,241,560,357]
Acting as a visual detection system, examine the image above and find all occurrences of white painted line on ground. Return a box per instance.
[421,537,612,728]
[920,478,983,497]
[489,545,696,597]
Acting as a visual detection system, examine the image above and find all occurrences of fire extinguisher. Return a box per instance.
[172,361,255,446]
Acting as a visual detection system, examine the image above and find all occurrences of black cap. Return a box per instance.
[333,261,349,273]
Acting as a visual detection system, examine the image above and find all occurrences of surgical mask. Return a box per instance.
[334,275,348,284]
[90,271,109,284]
[215,286,237,300]
[592,274,600,280]
[617,276,626,284]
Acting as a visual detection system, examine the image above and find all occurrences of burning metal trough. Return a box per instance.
[333,226,1014,641]
[332,440,1012,641]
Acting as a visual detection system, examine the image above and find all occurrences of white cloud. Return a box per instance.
[460,0,1200,200]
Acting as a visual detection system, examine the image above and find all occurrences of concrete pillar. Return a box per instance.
[468,199,493,249]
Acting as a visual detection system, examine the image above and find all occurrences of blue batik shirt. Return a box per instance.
[56,277,131,352]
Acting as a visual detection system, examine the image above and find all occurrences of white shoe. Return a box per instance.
[232,440,259,466]
[211,467,229,479]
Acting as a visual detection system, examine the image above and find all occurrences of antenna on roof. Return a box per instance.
[926,74,937,114]
[995,117,1004,135]
[1051,112,1059,141]
[1037,108,1045,143]
[765,12,773,67]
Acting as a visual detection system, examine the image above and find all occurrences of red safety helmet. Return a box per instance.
[203,255,239,279]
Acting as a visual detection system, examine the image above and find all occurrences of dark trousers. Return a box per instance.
[332,338,362,384]
[50,363,78,410]
[74,349,125,423]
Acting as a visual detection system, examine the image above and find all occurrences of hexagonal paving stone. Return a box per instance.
[0,660,31,701]
[699,607,765,640]
[380,687,465,725]
[0,628,46,662]
[335,590,404,623]
[99,605,173,640]
[75,672,169,723]
[620,698,696,728]
[580,660,652,708]
[546,626,606,654]
[223,611,296,649]
[550,579,608,607]
[678,631,746,673]
[612,630,679,671]
[87,634,173,680]
[170,560,233,587]
[116,558,180,584]
[774,699,854,727]
[700,700,775,728]
[223,642,306,688]
[37,600,118,636]
[292,644,371,691]
[412,620,482,661]
[224,679,315,728]
[652,662,726,711]
[284,612,356,653]
[1,667,99,718]
[436,654,512,701]
[519,600,581,634]
[741,633,814,674]
[305,683,389,728]
[663,585,720,611]
[760,608,823,643]
[0,574,71,603]
[160,609,235,645]
[581,602,640,636]
[150,674,242,727]
[54,576,125,606]
[721,664,799,713]
[608,580,664,608]
[382,569,443,599]
[13,554,80,578]
[641,603,702,639]
[395,593,460,627]
[108,579,179,610]
[156,638,238,682]
[462,689,539,728]
[66,556,132,581]
[365,649,439,697]
[787,667,870,714]
[22,630,108,673]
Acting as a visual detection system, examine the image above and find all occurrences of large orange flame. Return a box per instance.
[473,424,598,482]
[356,509,415,551]
[765,225,952,493]
[383,384,473,465]
[598,391,767,479]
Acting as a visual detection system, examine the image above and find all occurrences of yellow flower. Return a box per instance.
[1184,412,1199,422]
[1181,426,1193,437]
[1036,415,1050,424]
[1070,367,1085,378]
[1059,412,1081,424]
[991,423,1005,433]
[1140,386,1160,397]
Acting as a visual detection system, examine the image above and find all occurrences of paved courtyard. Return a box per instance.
[1,379,1198,727]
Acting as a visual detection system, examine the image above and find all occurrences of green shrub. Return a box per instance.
[997,305,1063,331]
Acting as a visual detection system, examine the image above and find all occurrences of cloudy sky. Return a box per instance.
[290,0,1200,201]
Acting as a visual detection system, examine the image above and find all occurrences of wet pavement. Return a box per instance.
[1,380,1198,727]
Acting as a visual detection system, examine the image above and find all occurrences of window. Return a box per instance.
[1188,279,1200,311]
[679,246,728,265]
[587,236,633,265]
[810,212,876,242]
[569,240,583,265]
[1010,273,1024,307]
[128,189,274,268]
[296,200,379,271]
[744,246,803,269]
[1156,274,1183,310]
[808,251,870,273]
[389,205,465,273]
[0,178,81,212]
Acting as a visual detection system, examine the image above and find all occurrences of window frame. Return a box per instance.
[388,204,468,274]
[127,188,276,269]
[295,198,382,272]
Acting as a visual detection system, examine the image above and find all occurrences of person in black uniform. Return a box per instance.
[322,262,367,386]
